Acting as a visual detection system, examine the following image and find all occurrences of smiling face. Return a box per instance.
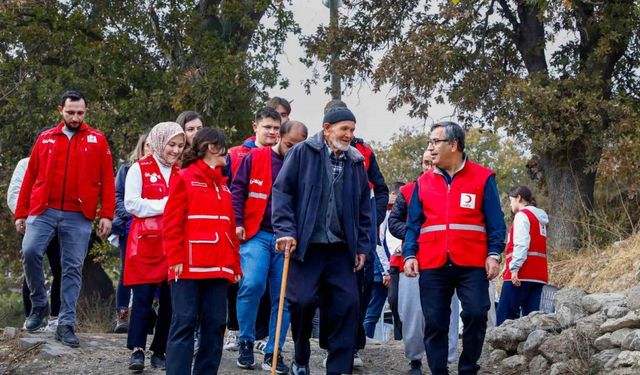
[323,120,355,152]
[427,126,456,169]
[59,99,87,130]
[161,134,186,166]
[253,117,280,147]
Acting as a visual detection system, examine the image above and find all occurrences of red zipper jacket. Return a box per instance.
[15,121,115,221]
[163,160,241,281]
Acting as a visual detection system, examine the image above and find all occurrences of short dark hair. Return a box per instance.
[323,99,347,114]
[60,90,87,107]
[509,185,536,206]
[430,121,465,152]
[390,181,405,194]
[280,120,308,138]
[176,111,204,130]
[255,107,281,123]
[266,97,291,115]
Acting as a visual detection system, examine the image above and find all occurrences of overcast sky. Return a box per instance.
[267,0,455,143]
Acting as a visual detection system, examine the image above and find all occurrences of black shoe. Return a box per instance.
[289,361,309,375]
[236,340,255,369]
[54,324,80,348]
[407,359,422,375]
[24,305,49,332]
[262,353,290,374]
[129,349,145,372]
[150,352,165,370]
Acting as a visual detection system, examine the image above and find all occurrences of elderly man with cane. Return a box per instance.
[272,107,372,375]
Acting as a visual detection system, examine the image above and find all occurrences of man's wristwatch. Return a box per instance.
[489,254,501,262]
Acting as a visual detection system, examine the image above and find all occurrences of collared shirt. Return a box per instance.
[326,145,347,182]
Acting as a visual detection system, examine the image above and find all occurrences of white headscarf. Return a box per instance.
[147,122,185,166]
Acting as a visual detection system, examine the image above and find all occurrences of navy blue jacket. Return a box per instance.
[112,164,130,236]
[272,131,372,264]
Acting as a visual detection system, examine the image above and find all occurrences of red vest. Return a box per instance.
[243,147,272,240]
[504,208,548,283]
[355,143,374,190]
[124,156,178,286]
[163,160,240,281]
[229,144,252,179]
[389,182,416,268]
[416,161,494,270]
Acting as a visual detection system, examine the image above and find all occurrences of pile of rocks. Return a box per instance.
[483,285,640,374]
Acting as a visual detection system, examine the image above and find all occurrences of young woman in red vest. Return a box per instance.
[496,185,549,325]
[163,127,242,375]
[124,122,185,372]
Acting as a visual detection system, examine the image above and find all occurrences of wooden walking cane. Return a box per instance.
[272,240,294,375]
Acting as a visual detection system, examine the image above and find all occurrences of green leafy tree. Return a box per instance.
[304,0,640,249]
[0,0,298,274]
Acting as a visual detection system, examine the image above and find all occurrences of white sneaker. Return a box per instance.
[255,337,268,354]
[39,318,58,332]
[353,352,364,368]
[224,330,239,351]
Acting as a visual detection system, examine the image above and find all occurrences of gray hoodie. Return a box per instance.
[509,206,549,273]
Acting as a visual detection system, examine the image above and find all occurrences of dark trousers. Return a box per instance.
[496,281,543,326]
[166,278,228,375]
[255,285,271,340]
[355,260,374,350]
[227,283,239,330]
[419,266,489,375]
[288,243,359,375]
[116,236,132,311]
[387,266,402,340]
[22,236,61,317]
[127,281,171,354]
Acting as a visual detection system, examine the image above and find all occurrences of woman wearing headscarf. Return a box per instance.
[123,122,186,372]
[163,128,241,375]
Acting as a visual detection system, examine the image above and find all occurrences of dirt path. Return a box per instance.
[1,330,427,375]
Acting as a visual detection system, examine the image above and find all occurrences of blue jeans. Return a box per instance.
[363,281,388,338]
[496,281,543,326]
[237,230,289,353]
[22,208,92,326]
[116,235,132,310]
[419,266,490,375]
[167,279,227,375]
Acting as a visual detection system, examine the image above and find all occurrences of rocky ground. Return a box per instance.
[0,330,441,375]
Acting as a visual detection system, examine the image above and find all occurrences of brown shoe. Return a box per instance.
[114,309,129,333]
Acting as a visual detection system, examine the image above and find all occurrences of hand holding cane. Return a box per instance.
[272,237,296,375]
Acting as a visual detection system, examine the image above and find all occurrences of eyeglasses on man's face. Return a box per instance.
[427,138,449,146]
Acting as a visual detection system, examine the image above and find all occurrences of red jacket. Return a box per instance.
[355,142,374,190]
[163,159,241,281]
[243,147,272,240]
[15,121,115,220]
[504,208,548,283]
[416,161,494,269]
[124,156,178,286]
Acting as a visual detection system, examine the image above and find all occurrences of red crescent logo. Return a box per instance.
[463,194,472,203]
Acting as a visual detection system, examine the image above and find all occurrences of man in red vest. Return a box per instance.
[228,104,286,179]
[232,119,308,373]
[224,107,283,351]
[14,90,115,347]
[403,121,506,375]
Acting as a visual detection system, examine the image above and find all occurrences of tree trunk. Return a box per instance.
[539,143,598,249]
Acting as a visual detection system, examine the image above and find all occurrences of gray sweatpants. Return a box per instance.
[398,273,459,363]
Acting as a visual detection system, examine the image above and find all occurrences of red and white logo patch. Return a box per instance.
[460,193,476,209]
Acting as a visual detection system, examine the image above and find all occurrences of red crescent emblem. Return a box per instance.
[463,194,472,203]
